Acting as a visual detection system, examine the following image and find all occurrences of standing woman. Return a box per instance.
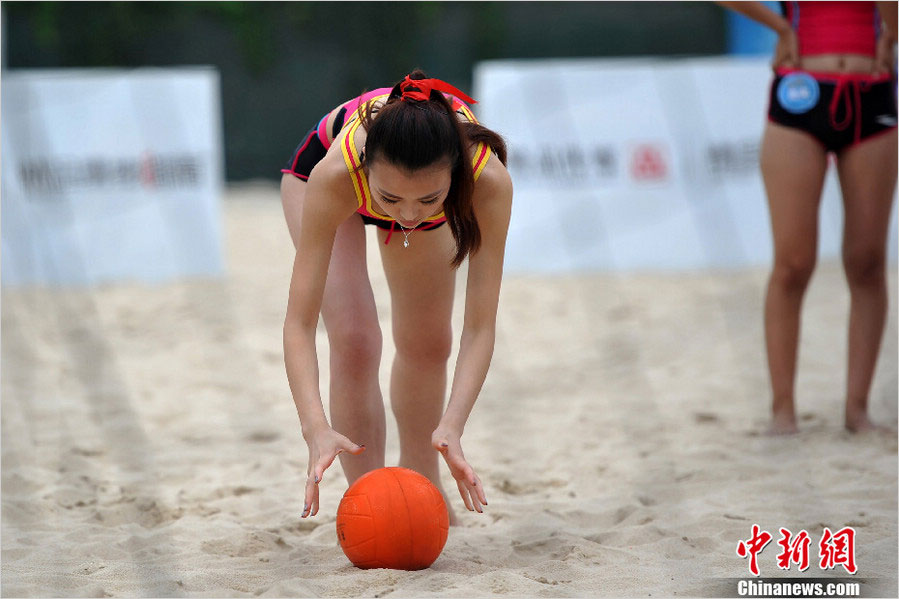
[718,2,897,433]
[280,71,512,521]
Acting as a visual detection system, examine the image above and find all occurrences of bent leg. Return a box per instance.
[836,130,898,432]
[320,216,387,481]
[378,225,459,520]
[759,124,829,434]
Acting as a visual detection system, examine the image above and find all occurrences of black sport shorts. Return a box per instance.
[768,68,897,152]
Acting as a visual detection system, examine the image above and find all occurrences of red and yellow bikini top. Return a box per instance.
[337,88,492,226]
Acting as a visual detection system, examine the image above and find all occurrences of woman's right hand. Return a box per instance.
[302,426,365,518]
[772,27,800,70]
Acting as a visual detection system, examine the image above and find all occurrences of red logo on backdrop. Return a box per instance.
[736,525,857,576]
[630,144,668,181]
[140,151,157,187]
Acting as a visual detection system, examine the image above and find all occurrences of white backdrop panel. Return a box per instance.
[2,67,225,286]
[474,56,897,273]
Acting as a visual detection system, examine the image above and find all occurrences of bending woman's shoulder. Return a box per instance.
[294,145,359,227]
[470,151,513,248]
[473,151,513,206]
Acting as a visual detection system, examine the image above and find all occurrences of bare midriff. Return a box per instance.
[798,53,879,74]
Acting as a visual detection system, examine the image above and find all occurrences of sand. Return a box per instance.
[2,182,896,598]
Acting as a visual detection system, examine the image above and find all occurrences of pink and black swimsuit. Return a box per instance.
[768,1,897,152]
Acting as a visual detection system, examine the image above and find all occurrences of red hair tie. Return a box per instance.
[399,75,477,105]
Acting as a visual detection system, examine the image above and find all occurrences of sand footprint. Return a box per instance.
[201,531,293,558]
[71,446,106,458]
[613,504,638,525]
[495,477,566,496]
[246,431,280,443]
[276,520,322,534]
[679,535,717,554]
[586,523,669,547]
[693,412,720,424]
[636,495,657,507]
[511,535,577,561]
[93,497,184,529]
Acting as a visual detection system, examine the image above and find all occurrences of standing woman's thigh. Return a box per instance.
[760,124,830,268]
[379,225,457,355]
[836,130,898,271]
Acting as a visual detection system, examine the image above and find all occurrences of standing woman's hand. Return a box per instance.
[715,3,798,69]
[432,427,487,513]
[772,26,800,70]
[301,427,365,518]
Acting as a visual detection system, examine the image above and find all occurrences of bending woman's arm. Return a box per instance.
[431,155,513,513]
[282,160,364,518]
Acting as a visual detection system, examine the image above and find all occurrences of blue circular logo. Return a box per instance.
[776,73,820,114]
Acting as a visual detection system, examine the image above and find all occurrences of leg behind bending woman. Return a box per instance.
[760,123,829,434]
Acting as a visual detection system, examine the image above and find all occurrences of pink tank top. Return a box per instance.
[783,1,881,57]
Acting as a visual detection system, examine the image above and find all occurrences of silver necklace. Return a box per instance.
[398,223,414,248]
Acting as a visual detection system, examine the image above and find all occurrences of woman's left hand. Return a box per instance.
[432,427,487,513]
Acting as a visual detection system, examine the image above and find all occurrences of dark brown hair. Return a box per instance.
[359,70,507,268]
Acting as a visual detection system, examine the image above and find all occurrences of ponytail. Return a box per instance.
[359,70,507,268]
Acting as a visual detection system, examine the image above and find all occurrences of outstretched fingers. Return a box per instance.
[470,471,487,506]
[302,437,365,519]
[460,471,486,513]
[437,442,487,513]
[456,479,475,512]
[303,471,319,518]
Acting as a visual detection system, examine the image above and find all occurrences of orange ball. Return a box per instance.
[336,467,449,570]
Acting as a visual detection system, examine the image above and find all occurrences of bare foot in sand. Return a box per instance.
[845,411,890,434]
[768,408,799,435]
